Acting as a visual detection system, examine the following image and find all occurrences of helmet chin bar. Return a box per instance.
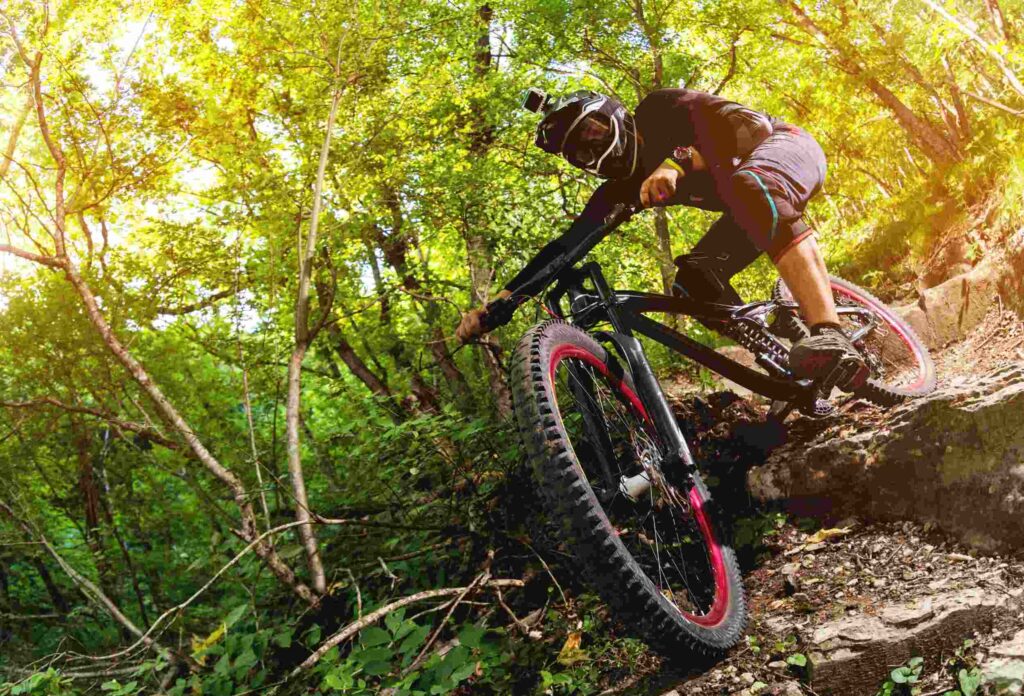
[530,89,638,179]
[565,113,638,180]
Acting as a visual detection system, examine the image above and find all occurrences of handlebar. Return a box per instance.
[476,200,643,334]
[479,296,516,333]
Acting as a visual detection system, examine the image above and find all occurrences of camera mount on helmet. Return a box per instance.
[522,87,638,180]
[522,87,552,114]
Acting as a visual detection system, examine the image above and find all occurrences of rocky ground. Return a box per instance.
[641,305,1024,695]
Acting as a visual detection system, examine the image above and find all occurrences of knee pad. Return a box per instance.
[672,253,744,305]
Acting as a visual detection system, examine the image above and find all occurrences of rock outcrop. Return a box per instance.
[747,363,1024,552]
[807,588,1018,695]
[897,229,1024,348]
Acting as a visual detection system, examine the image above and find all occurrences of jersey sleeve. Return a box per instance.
[502,178,639,300]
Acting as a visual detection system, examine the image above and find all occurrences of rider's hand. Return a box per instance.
[456,289,512,344]
[640,164,682,208]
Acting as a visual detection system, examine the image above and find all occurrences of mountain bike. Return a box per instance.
[483,201,935,655]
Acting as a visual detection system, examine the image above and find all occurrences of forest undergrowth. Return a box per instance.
[2,0,1024,693]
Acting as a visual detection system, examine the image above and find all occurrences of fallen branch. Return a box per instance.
[1,664,143,681]
[407,560,491,674]
[71,519,316,665]
[0,612,61,621]
[290,578,525,675]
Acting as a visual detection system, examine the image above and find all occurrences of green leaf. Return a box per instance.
[361,625,392,647]
[213,652,232,677]
[787,653,808,667]
[891,667,909,684]
[355,646,393,664]
[385,608,406,636]
[450,659,478,684]
[399,625,430,656]
[362,661,393,676]
[958,667,982,696]
[457,624,486,649]
[233,647,258,675]
[224,604,249,629]
[322,670,351,691]
[272,630,293,648]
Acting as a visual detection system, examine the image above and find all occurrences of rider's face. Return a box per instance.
[578,115,611,143]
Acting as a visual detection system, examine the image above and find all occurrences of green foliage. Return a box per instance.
[733,510,787,553]
[876,656,925,696]
[1,0,1022,692]
[311,610,508,695]
[0,670,74,696]
[786,651,814,683]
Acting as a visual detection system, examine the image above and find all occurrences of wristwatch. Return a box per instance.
[669,146,695,175]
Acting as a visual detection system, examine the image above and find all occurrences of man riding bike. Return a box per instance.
[455,87,868,389]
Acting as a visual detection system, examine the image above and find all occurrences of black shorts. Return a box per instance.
[708,123,827,269]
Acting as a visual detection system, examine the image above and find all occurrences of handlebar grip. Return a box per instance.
[479,297,515,333]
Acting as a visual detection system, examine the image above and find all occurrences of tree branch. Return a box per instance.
[0,397,179,449]
[0,244,64,268]
[290,579,525,675]
[155,289,236,316]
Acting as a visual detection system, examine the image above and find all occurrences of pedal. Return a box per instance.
[815,355,869,394]
[799,397,836,418]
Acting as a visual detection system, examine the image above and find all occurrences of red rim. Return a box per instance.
[831,283,928,392]
[548,344,730,627]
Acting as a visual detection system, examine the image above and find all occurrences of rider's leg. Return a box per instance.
[773,234,839,326]
[673,215,761,304]
[690,214,763,282]
[773,232,867,387]
[726,126,868,389]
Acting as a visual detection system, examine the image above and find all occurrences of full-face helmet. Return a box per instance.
[524,88,638,180]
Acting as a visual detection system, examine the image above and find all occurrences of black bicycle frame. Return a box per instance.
[526,202,875,480]
[540,260,822,479]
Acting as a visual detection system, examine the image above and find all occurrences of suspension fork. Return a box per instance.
[569,265,702,494]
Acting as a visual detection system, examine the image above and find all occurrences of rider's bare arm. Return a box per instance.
[456,178,640,343]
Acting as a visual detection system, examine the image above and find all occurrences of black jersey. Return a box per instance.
[504,89,774,297]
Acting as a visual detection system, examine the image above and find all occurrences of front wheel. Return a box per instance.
[774,276,936,405]
[510,321,746,655]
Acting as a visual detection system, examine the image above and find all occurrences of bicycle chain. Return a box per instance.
[721,318,791,369]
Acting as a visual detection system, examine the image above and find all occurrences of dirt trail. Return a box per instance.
[650,306,1024,695]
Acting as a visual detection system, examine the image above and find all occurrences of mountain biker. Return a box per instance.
[455,88,868,389]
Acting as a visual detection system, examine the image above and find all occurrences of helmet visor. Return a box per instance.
[562,114,617,171]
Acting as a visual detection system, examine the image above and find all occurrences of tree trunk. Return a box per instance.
[862,75,961,166]
[653,209,675,294]
[377,189,472,403]
[942,56,972,142]
[462,4,514,419]
[281,36,354,597]
[983,0,1015,44]
[71,420,123,625]
[327,323,392,399]
[784,0,961,167]
[23,51,317,606]
[31,557,70,615]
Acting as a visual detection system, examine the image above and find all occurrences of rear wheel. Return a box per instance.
[510,321,746,654]
[774,276,936,405]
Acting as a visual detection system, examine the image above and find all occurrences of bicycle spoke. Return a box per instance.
[554,357,718,617]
